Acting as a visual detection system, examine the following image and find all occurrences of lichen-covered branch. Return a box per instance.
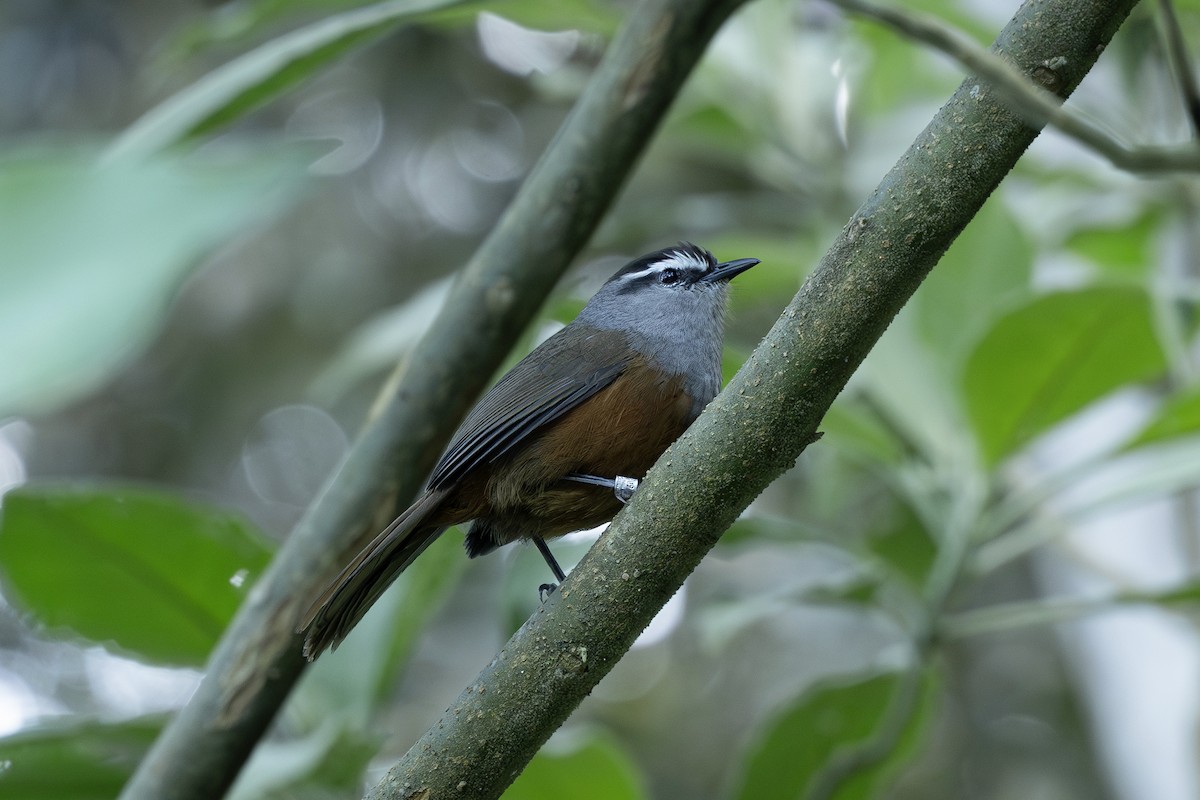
[365,0,1138,797]
[118,0,748,797]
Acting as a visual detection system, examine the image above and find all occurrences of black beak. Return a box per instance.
[700,257,760,283]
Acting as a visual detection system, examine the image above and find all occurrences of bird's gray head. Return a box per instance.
[602,242,757,299]
[577,242,759,333]
[575,242,759,403]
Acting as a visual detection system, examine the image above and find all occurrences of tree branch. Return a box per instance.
[118,1,748,798]
[365,0,1138,797]
[1157,0,1200,137]
[828,0,1200,172]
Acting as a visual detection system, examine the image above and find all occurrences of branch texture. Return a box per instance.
[367,0,1137,797]
[118,0,747,798]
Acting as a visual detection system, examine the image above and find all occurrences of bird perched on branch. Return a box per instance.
[300,242,759,659]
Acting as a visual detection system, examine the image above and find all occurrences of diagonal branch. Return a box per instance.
[364,0,1138,797]
[118,0,749,798]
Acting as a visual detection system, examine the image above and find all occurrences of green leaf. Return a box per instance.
[670,103,755,156]
[866,496,937,589]
[169,0,406,58]
[1066,209,1161,277]
[852,9,971,116]
[504,732,645,800]
[963,287,1167,465]
[170,0,619,58]
[0,486,273,667]
[0,716,163,800]
[107,0,472,159]
[733,669,934,800]
[914,197,1033,369]
[848,0,1012,113]
[823,672,936,800]
[0,147,307,418]
[1128,388,1200,448]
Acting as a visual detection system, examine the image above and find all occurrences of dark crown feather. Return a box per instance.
[608,241,716,282]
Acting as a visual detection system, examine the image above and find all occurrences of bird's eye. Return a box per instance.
[660,268,680,285]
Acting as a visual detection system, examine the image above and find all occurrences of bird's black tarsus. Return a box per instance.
[532,535,566,582]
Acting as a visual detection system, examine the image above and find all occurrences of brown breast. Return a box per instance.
[432,356,698,541]
[502,357,694,492]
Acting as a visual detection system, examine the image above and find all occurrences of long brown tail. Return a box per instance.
[299,488,449,660]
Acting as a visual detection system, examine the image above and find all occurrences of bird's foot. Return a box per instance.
[531,537,566,599]
[565,473,640,504]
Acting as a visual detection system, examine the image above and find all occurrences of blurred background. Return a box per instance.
[1,0,1199,798]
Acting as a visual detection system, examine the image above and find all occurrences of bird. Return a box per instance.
[299,242,759,659]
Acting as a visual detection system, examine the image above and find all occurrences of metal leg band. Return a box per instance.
[564,473,640,504]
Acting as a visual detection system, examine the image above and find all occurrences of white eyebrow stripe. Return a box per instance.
[620,266,663,282]
[618,251,710,282]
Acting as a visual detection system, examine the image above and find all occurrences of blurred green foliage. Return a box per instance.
[0,487,273,666]
[505,733,644,800]
[733,669,935,800]
[0,716,165,800]
[0,148,309,418]
[964,287,1167,464]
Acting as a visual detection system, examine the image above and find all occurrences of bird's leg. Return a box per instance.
[564,473,640,504]
[532,535,566,600]
[534,473,640,601]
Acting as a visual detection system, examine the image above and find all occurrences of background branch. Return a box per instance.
[1157,0,1200,136]
[117,0,748,798]
[828,0,1200,172]
[364,0,1138,796]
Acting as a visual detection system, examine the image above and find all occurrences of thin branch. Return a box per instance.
[937,584,1200,639]
[1158,0,1200,137]
[940,596,1113,639]
[366,0,1139,797]
[117,0,748,797]
[827,0,1200,172]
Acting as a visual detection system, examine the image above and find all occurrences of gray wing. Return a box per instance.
[428,324,631,490]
